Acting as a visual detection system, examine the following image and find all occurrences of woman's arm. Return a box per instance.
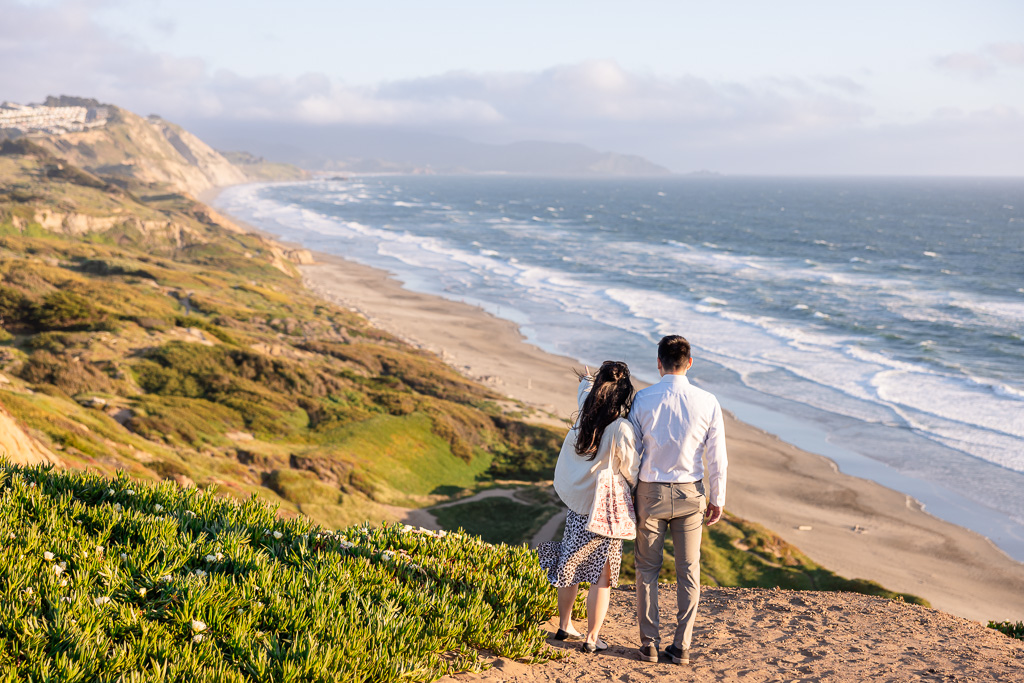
[613,420,640,488]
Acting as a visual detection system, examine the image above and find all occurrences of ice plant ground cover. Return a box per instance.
[0,463,563,681]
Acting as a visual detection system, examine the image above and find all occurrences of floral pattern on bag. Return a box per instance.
[585,467,637,539]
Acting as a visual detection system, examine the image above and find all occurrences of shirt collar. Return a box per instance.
[659,373,691,386]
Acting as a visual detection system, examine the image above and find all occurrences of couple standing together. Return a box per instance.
[537,334,728,665]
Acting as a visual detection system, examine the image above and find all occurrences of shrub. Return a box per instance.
[989,621,1024,640]
[126,396,245,446]
[0,284,31,328]
[30,290,107,331]
[19,350,112,395]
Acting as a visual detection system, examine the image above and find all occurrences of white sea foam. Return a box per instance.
[216,179,1024,480]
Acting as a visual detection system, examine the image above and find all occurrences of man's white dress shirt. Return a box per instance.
[628,373,728,508]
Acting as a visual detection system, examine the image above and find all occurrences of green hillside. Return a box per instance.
[0,139,560,529]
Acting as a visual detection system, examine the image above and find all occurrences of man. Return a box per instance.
[628,334,728,665]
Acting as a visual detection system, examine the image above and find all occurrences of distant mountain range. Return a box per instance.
[181,120,673,176]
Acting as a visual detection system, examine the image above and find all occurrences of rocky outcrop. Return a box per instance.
[12,211,205,246]
[29,106,247,196]
[0,404,62,467]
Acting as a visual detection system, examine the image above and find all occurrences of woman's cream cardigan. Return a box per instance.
[553,378,640,516]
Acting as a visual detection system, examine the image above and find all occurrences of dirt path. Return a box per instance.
[530,510,566,548]
[441,586,1023,683]
[397,487,555,534]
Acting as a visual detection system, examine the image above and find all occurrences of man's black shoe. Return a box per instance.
[664,644,690,664]
[637,644,658,662]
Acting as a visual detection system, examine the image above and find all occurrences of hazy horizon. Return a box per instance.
[3,0,1024,175]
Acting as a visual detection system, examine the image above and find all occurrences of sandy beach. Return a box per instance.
[298,254,1024,624]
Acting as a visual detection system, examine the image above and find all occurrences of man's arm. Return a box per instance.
[703,400,728,524]
[627,396,645,461]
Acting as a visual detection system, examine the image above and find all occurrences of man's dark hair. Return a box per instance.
[658,335,691,372]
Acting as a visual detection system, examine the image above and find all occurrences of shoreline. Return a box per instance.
[204,184,1024,623]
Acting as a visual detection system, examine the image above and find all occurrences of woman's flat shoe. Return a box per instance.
[554,628,582,641]
[581,639,608,653]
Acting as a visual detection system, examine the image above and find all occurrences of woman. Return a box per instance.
[537,361,640,654]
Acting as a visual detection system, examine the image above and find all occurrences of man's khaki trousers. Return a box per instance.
[634,480,707,650]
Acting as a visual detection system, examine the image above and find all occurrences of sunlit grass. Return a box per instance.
[0,463,562,681]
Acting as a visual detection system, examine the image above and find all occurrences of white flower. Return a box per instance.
[59,579,68,587]
[53,565,64,576]
[184,510,196,518]
[338,540,355,549]
[159,575,172,583]
[153,504,164,513]
[436,530,447,538]
[381,551,394,561]
[125,489,134,495]
[138,588,147,597]
[61,596,71,603]
[114,503,122,512]
[106,489,114,496]
[192,634,204,643]
[205,554,217,563]
[121,553,128,561]
[401,524,414,533]
[272,531,283,540]
[7,532,15,539]
[193,569,207,578]
[95,545,104,554]
[81,550,89,558]
[43,551,55,562]
[94,596,111,606]
[24,587,33,596]
[191,620,207,632]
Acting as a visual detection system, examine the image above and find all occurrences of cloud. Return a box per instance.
[377,61,872,139]
[989,42,1024,67]
[934,42,1024,80]
[1,0,1020,175]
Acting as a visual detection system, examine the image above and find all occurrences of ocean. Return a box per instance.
[215,175,1024,561]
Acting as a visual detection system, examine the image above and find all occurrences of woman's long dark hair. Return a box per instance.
[574,361,635,460]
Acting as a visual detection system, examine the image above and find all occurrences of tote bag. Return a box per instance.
[585,449,636,540]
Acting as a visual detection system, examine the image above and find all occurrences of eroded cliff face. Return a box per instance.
[0,404,62,467]
[29,107,247,196]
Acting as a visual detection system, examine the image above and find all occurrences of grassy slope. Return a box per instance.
[1,463,558,681]
[0,142,560,532]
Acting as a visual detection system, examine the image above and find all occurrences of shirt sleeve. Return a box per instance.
[577,376,594,411]
[614,420,641,488]
[627,400,645,461]
[704,400,728,507]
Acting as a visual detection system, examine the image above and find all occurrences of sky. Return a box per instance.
[3,0,1024,174]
